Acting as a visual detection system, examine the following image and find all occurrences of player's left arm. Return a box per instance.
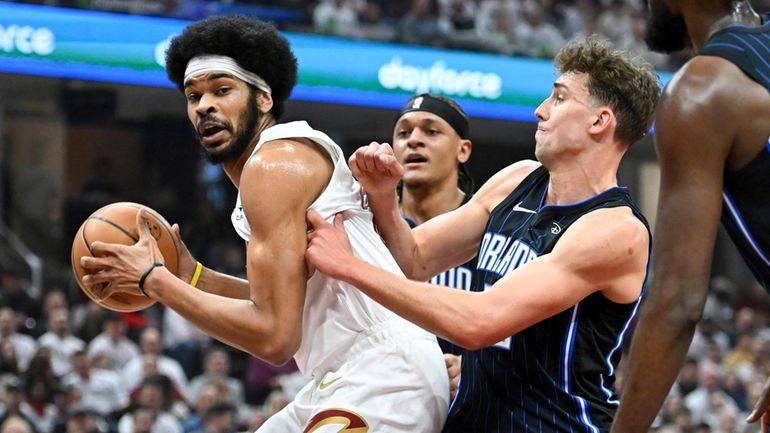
[306,206,648,349]
[610,57,746,433]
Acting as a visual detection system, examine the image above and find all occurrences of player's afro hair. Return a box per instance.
[165,15,298,119]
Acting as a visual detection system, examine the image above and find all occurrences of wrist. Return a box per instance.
[139,262,165,298]
[142,265,171,299]
[189,261,203,288]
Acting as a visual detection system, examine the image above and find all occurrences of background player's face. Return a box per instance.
[644,0,688,53]
[392,112,468,189]
[534,72,597,163]
[185,73,260,164]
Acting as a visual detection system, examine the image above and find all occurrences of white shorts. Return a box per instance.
[257,326,449,433]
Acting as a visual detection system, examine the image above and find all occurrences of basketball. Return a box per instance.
[71,202,180,312]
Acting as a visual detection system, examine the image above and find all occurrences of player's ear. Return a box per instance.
[589,107,614,136]
[257,91,273,114]
[457,139,472,164]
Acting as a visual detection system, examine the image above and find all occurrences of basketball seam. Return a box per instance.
[89,216,139,243]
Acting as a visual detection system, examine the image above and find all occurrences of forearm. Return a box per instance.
[340,256,482,347]
[143,267,298,364]
[193,265,251,299]
[612,283,704,433]
[367,191,423,278]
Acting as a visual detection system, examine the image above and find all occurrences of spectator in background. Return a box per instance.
[187,349,243,414]
[36,309,84,378]
[130,407,156,433]
[684,362,739,429]
[475,1,520,55]
[0,272,40,333]
[182,383,222,433]
[514,2,565,58]
[676,357,701,397]
[689,318,731,361]
[437,0,482,50]
[702,277,737,334]
[71,304,109,346]
[119,375,183,433]
[312,0,358,37]
[617,9,669,70]
[398,0,444,46]
[353,0,396,41]
[31,291,69,339]
[20,375,59,433]
[550,0,591,40]
[0,380,37,433]
[192,403,234,433]
[163,310,208,381]
[239,410,266,433]
[0,309,36,371]
[122,328,188,401]
[594,0,633,45]
[475,0,521,38]
[0,416,34,433]
[86,313,140,371]
[241,356,299,407]
[61,351,126,418]
[0,340,20,378]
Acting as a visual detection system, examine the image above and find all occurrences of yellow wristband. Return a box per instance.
[189,261,203,288]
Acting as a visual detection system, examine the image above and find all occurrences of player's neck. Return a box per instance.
[702,0,761,48]
[400,182,465,225]
[223,117,277,188]
[544,150,620,206]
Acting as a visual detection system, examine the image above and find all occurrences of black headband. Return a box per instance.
[398,93,469,139]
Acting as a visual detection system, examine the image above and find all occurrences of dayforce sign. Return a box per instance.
[0,2,580,121]
[0,24,55,55]
[378,57,502,100]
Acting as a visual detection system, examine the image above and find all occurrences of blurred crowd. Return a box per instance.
[6,0,770,70]
[620,277,770,433]
[0,269,308,433]
[3,266,770,433]
[5,0,770,432]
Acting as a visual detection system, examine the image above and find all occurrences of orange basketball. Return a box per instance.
[71,202,180,312]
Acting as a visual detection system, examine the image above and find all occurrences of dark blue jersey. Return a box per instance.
[405,194,477,355]
[698,17,770,289]
[443,166,650,433]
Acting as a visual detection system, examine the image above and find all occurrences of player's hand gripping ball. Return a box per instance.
[71,202,180,312]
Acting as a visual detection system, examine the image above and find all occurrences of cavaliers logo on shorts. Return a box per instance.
[303,408,369,433]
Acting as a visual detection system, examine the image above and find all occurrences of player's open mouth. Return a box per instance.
[404,153,428,168]
[200,124,227,145]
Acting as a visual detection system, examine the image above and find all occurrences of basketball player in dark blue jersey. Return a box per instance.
[305,37,660,433]
[393,93,476,357]
[611,1,770,433]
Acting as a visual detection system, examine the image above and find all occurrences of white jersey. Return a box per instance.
[231,121,433,377]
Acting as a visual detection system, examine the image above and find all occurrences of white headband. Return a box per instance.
[184,55,272,94]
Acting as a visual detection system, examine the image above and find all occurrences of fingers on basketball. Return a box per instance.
[70,202,181,312]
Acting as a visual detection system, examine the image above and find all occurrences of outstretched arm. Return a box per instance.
[306,206,647,348]
[82,139,332,365]
[611,59,732,433]
[351,142,537,280]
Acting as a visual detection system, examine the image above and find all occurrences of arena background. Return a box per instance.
[0,0,767,429]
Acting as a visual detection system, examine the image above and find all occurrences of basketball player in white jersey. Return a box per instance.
[79,15,448,432]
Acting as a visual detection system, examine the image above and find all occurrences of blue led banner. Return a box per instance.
[0,2,670,122]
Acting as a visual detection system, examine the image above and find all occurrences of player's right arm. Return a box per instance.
[350,142,538,280]
[83,138,331,365]
[169,235,251,300]
[611,57,735,433]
